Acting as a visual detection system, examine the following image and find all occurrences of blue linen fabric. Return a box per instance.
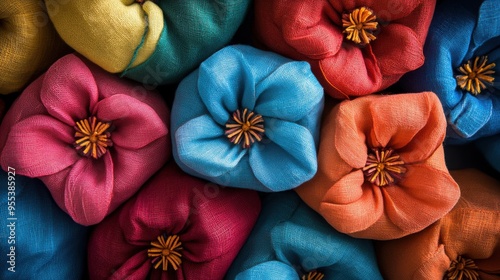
[225,191,383,280]
[0,170,87,280]
[171,45,324,192]
[399,0,500,144]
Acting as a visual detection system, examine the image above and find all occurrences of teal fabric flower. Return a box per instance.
[399,0,500,144]
[0,170,87,280]
[171,45,324,192]
[225,191,383,280]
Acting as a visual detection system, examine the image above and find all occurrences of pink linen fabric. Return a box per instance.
[87,162,261,280]
[0,54,170,226]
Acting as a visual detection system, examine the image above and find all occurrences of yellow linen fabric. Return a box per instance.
[46,0,163,73]
[0,0,68,95]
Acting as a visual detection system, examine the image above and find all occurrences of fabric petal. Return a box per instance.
[197,47,257,125]
[448,93,492,138]
[320,178,384,234]
[40,54,99,126]
[235,261,299,280]
[94,94,168,150]
[369,92,446,164]
[109,251,151,280]
[472,0,500,49]
[329,0,421,22]
[322,170,365,205]
[382,163,459,233]
[371,24,424,77]
[254,61,324,122]
[319,46,382,98]
[63,153,114,225]
[333,101,371,169]
[279,0,343,59]
[249,119,317,191]
[0,115,78,177]
[175,114,246,178]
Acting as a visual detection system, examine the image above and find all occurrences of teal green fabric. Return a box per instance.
[225,191,383,280]
[125,0,251,85]
[0,170,87,280]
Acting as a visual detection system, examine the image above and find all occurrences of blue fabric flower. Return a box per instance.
[225,191,383,280]
[0,170,87,280]
[171,45,324,192]
[399,0,500,144]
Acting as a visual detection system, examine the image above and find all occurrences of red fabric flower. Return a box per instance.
[0,54,170,226]
[87,162,261,280]
[254,0,435,99]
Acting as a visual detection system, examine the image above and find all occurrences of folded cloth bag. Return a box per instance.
[375,169,500,280]
[226,191,383,280]
[399,0,500,144]
[0,54,171,226]
[0,170,88,280]
[87,162,261,280]
[171,45,324,192]
[0,0,68,95]
[254,0,435,99]
[295,92,460,240]
[47,0,251,86]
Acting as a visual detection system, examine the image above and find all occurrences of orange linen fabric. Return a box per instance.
[375,169,500,280]
[295,92,460,240]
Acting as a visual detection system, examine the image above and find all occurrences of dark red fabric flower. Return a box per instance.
[254,0,436,99]
[87,163,261,280]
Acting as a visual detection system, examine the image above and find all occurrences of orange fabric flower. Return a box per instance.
[295,92,460,240]
[375,169,500,280]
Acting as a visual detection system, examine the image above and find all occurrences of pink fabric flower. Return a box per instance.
[0,54,170,226]
[87,162,261,280]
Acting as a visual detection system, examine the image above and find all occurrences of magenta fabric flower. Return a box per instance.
[0,54,171,226]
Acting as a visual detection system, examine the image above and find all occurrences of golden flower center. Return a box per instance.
[445,256,479,280]
[74,116,113,159]
[302,271,325,280]
[456,55,496,95]
[225,108,265,149]
[342,7,379,45]
[148,234,183,271]
[363,148,406,187]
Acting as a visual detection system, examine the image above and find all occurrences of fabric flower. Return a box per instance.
[47,0,251,86]
[399,0,500,144]
[0,54,170,226]
[376,169,500,280]
[0,170,88,280]
[171,45,324,192]
[254,0,435,99]
[226,191,383,280]
[295,92,460,240]
[0,0,68,95]
[87,162,261,280]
